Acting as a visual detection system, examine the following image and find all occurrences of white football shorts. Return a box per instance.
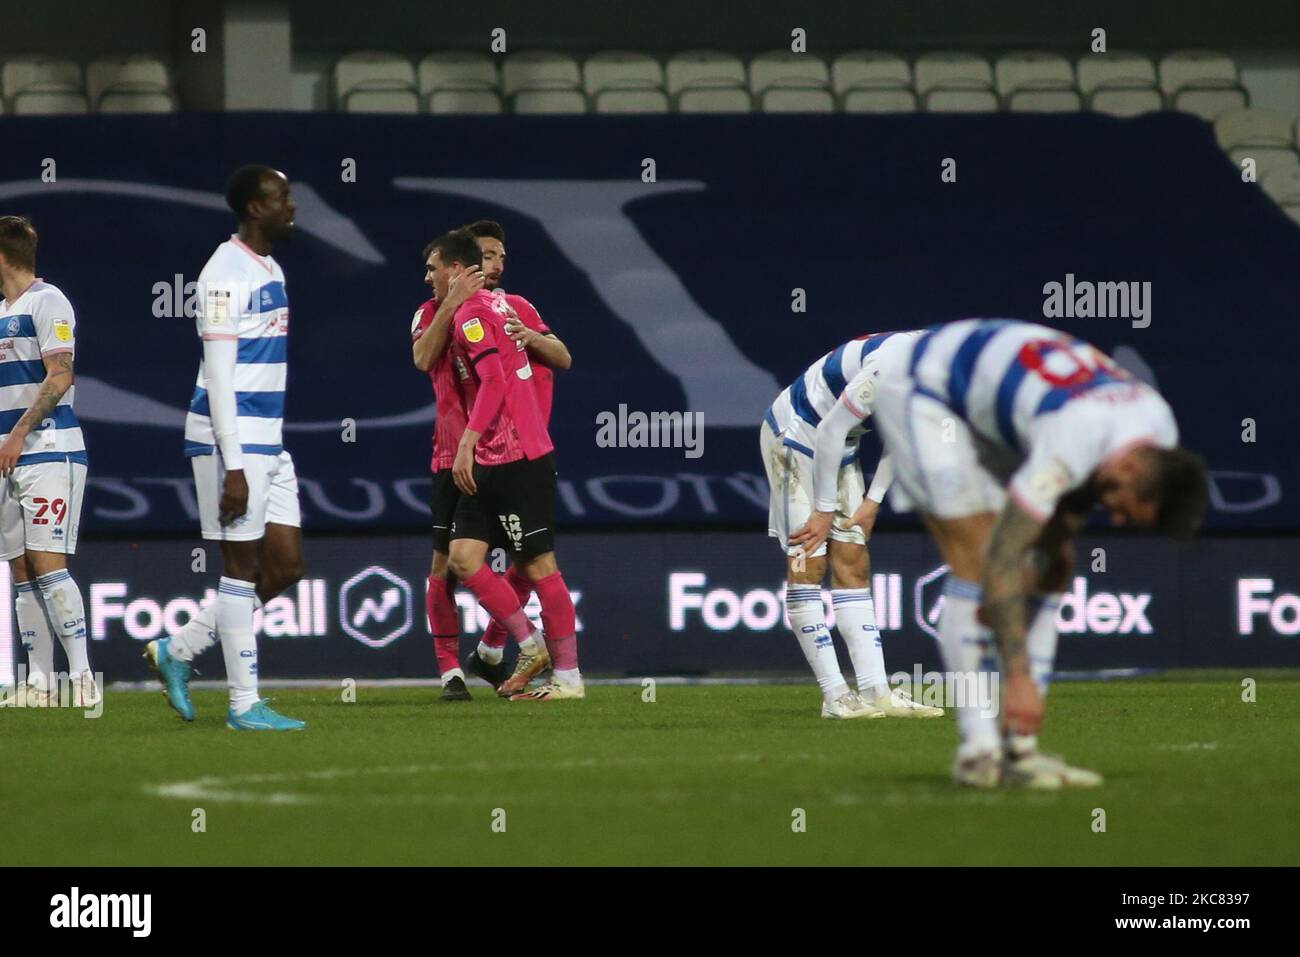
[760,419,866,558]
[0,458,87,560]
[192,450,301,541]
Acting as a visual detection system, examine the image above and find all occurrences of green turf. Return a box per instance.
[2,672,1298,866]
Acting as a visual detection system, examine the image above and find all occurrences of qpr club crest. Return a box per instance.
[6,317,19,337]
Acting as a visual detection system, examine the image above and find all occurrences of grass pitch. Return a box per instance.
[2,672,1297,866]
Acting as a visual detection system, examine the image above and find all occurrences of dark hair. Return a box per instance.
[0,215,38,272]
[1149,446,1209,540]
[463,219,505,243]
[428,229,483,269]
[226,165,277,220]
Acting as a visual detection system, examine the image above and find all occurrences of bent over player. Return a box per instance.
[870,319,1207,788]
[0,216,95,708]
[763,330,940,720]
[145,166,306,731]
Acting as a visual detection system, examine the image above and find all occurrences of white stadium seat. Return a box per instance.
[593,87,668,113]
[1214,108,1294,151]
[1006,87,1082,112]
[675,84,752,113]
[665,50,746,95]
[502,51,581,96]
[748,50,828,94]
[512,88,587,114]
[995,51,1074,96]
[1159,50,1248,121]
[12,89,89,114]
[428,87,503,114]
[1077,51,1162,116]
[417,51,498,98]
[1262,167,1300,205]
[759,84,834,113]
[1,55,81,101]
[842,87,918,113]
[583,51,663,95]
[88,55,173,110]
[915,52,997,113]
[832,51,911,96]
[335,52,418,112]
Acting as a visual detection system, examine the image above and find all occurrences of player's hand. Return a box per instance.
[504,316,536,347]
[446,267,485,309]
[452,443,477,495]
[789,511,833,557]
[219,470,250,526]
[0,433,24,477]
[1001,671,1045,737]
[852,498,881,542]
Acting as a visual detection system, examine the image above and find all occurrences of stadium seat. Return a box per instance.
[748,51,829,93]
[583,51,663,95]
[1,55,82,102]
[428,86,503,114]
[1229,146,1300,181]
[914,52,997,112]
[593,87,669,113]
[675,84,752,113]
[1215,108,1294,151]
[1006,87,1082,112]
[841,87,918,113]
[665,50,746,96]
[1077,51,1162,117]
[502,51,581,96]
[1159,50,1248,120]
[11,90,90,114]
[417,51,498,99]
[831,51,912,97]
[759,84,834,113]
[335,52,418,112]
[88,55,174,111]
[1262,167,1300,205]
[512,88,587,114]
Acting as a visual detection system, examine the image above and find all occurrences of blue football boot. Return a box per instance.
[227,698,307,731]
[144,637,195,722]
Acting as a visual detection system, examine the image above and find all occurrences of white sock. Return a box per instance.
[15,580,55,689]
[938,576,1000,755]
[36,569,90,675]
[1008,593,1062,755]
[518,631,543,656]
[786,584,849,699]
[441,667,465,685]
[170,595,263,662]
[553,667,581,687]
[216,577,259,713]
[476,641,504,665]
[833,587,889,700]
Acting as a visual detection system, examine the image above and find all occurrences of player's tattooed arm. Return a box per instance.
[15,352,74,437]
[980,500,1047,676]
[1031,499,1088,594]
[0,353,73,475]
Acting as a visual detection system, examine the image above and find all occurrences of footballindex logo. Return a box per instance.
[50,887,151,937]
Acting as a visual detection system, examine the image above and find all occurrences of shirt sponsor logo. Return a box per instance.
[462,317,484,343]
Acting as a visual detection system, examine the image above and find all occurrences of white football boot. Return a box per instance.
[866,686,945,718]
[1004,744,1103,789]
[71,671,102,708]
[952,745,1005,788]
[821,689,885,719]
[0,680,56,708]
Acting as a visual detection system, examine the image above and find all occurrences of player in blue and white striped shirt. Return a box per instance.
[144,167,306,731]
[0,216,96,708]
[762,330,941,720]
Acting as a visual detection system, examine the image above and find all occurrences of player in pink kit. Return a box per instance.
[458,221,572,691]
[427,229,584,701]
[411,248,485,700]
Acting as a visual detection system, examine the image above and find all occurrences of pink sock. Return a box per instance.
[463,566,534,644]
[534,571,579,671]
[428,575,460,676]
[483,566,533,649]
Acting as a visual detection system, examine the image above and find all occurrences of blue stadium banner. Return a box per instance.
[0,113,1295,531]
